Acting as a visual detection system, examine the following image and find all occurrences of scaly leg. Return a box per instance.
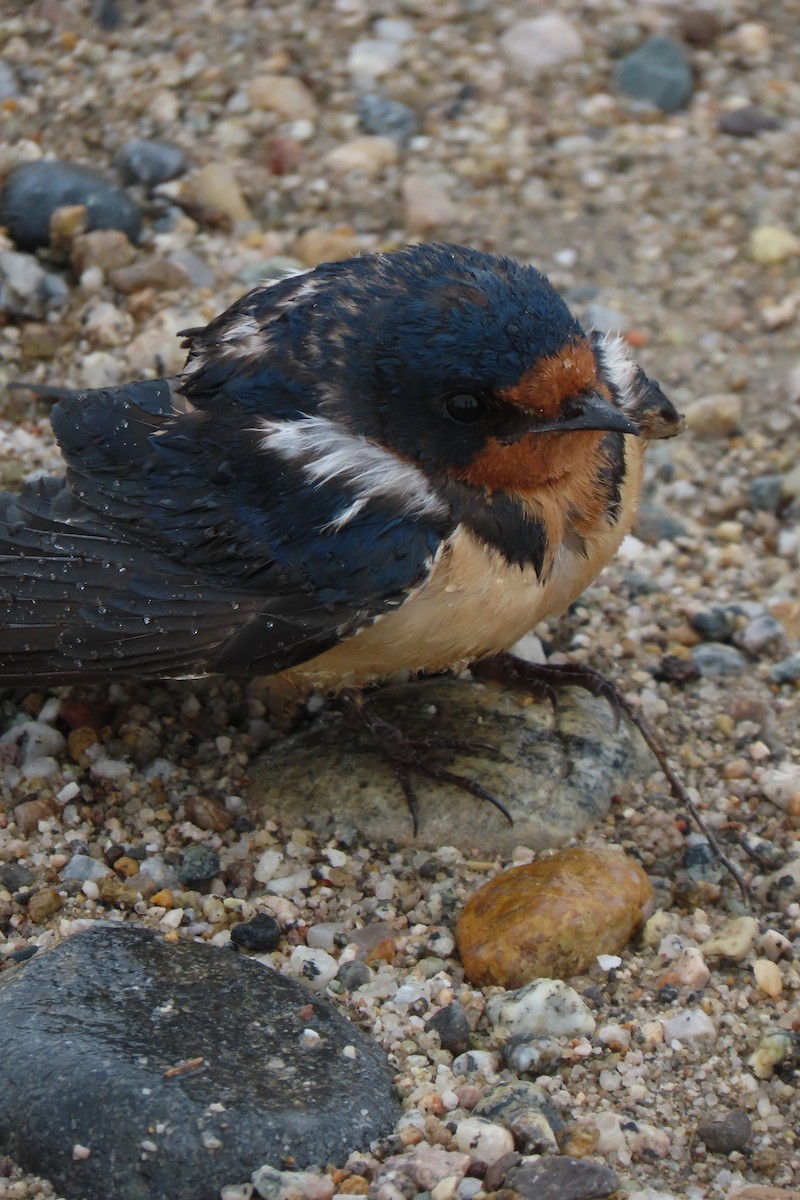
[470,651,749,900]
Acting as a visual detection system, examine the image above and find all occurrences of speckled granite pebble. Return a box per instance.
[249,678,655,854]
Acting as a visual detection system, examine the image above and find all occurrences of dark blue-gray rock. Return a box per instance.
[0,249,69,319]
[94,0,122,28]
[0,862,34,890]
[770,653,800,685]
[115,138,188,188]
[424,1001,471,1056]
[505,1155,620,1200]
[0,161,142,252]
[749,474,785,513]
[178,843,220,886]
[635,503,686,543]
[336,960,371,991]
[615,36,694,113]
[0,924,399,1200]
[697,1110,752,1153]
[248,677,655,854]
[230,911,281,952]
[691,642,748,678]
[719,106,780,137]
[357,93,419,146]
[689,607,735,642]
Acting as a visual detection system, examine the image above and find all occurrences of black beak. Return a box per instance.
[533,391,640,437]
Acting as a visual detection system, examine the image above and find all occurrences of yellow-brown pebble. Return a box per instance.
[455,847,653,987]
[96,876,140,907]
[150,889,175,909]
[27,886,62,924]
[67,725,100,766]
[113,856,140,878]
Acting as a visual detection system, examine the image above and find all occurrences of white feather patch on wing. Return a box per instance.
[258,416,448,529]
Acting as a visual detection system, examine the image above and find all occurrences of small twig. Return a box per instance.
[609,690,750,904]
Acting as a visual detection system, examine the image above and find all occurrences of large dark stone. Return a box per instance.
[0,924,399,1200]
[0,160,142,251]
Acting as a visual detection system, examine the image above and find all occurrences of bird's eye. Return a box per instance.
[444,393,487,424]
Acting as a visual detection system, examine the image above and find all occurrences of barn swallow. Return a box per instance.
[0,243,683,814]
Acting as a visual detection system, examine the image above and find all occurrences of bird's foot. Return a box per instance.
[336,689,512,835]
[470,651,749,902]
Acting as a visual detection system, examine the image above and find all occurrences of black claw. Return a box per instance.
[337,688,509,830]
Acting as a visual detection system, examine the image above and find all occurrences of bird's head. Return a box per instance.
[268,244,641,481]
[181,243,681,560]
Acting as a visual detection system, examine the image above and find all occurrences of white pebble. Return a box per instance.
[254,849,284,883]
[662,1008,717,1044]
[306,922,347,951]
[500,15,584,73]
[347,38,402,80]
[597,1023,631,1048]
[37,697,61,724]
[451,1049,501,1078]
[268,868,313,895]
[283,946,338,992]
[486,978,596,1038]
[759,765,800,812]
[430,1176,460,1200]
[597,954,622,972]
[1,719,66,761]
[56,781,81,803]
[702,916,758,960]
[89,757,131,781]
[454,1116,514,1164]
[753,958,782,998]
[323,847,347,868]
[20,756,59,780]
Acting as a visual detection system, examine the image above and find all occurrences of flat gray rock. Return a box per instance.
[249,678,655,853]
[0,924,399,1200]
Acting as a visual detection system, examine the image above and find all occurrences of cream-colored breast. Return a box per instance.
[277,438,642,695]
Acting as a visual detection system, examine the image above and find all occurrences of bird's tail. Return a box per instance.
[0,474,256,687]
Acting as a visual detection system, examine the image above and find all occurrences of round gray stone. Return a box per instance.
[249,677,655,853]
[0,924,399,1200]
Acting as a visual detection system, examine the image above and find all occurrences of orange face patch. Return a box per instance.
[451,428,606,495]
[499,337,603,420]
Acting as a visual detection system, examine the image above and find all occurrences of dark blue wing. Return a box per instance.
[0,382,450,684]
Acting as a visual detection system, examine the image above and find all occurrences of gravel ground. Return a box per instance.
[0,1,799,1197]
